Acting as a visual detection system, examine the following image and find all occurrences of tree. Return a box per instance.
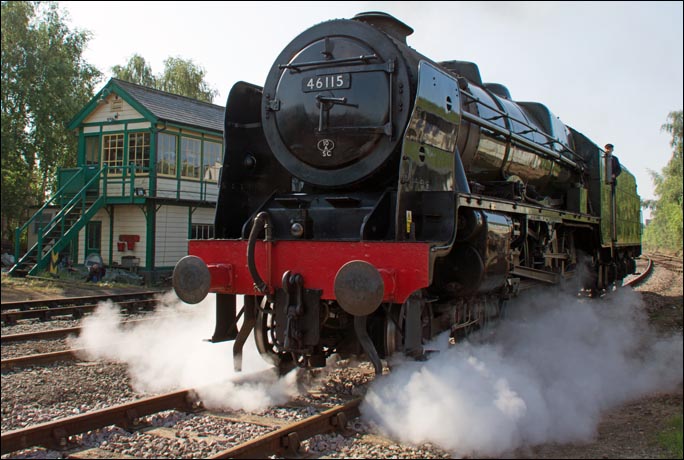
[111,54,156,87]
[111,55,218,103]
[1,1,36,244]
[1,1,102,243]
[158,57,218,103]
[643,110,683,252]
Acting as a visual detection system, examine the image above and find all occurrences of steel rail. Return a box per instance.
[1,326,83,343]
[1,299,158,324]
[0,389,196,455]
[1,348,85,370]
[209,398,362,459]
[648,252,683,262]
[646,252,683,273]
[623,256,653,287]
[1,291,162,311]
[1,316,159,343]
[0,310,197,345]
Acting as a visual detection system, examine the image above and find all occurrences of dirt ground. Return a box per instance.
[1,264,682,458]
[0,275,166,303]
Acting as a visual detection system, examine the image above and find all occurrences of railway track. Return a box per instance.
[1,385,362,458]
[1,291,162,311]
[623,255,653,287]
[1,316,185,369]
[1,298,158,325]
[1,292,161,325]
[3,254,677,459]
[1,348,83,370]
[1,389,198,455]
[1,292,166,369]
[646,252,683,274]
[1,316,157,344]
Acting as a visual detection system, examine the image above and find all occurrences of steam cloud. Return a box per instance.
[69,293,299,411]
[361,287,683,457]
[72,287,682,456]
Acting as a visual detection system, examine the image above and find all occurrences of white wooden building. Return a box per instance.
[14,78,224,283]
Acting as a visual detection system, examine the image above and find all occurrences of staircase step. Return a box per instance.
[11,269,29,277]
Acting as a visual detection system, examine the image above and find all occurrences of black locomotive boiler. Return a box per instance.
[173,12,642,374]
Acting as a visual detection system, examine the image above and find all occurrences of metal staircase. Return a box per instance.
[9,166,108,277]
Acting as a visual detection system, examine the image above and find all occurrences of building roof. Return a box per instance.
[111,79,225,132]
[68,78,225,133]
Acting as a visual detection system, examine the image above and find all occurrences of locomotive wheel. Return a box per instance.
[382,305,399,357]
[254,298,295,375]
[383,299,433,358]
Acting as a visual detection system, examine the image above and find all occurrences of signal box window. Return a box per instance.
[129,132,150,171]
[181,137,201,179]
[157,133,177,177]
[85,137,100,165]
[203,141,222,182]
[103,134,124,175]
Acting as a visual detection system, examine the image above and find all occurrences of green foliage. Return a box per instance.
[643,110,683,253]
[158,57,218,103]
[1,1,101,242]
[112,54,218,103]
[657,413,683,459]
[111,54,155,87]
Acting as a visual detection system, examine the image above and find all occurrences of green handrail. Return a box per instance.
[32,166,105,249]
[27,166,109,275]
[14,168,85,261]
[10,163,148,276]
[10,166,108,275]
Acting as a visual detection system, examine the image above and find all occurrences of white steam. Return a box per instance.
[361,287,683,457]
[72,286,682,456]
[69,293,299,411]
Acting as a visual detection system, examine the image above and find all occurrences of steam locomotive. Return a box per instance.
[173,12,642,374]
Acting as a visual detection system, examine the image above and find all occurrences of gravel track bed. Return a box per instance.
[75,411,276,459]
[297,364,455,458]
[304,432,453,458]
[2,267,680,459]
[1,361,152,432]
[1,311,154,336]
[1,359,421,459]
[1,338,72,359]
[1,311,157,359]
[1,318,83,335]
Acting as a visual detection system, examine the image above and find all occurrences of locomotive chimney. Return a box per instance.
[353,11,414,43]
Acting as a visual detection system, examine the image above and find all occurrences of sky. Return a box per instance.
[57,1,683,209]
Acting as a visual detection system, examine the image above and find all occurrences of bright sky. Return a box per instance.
[58,1,683,209]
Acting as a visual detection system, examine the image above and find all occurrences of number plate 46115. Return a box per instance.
[302,74,350,92]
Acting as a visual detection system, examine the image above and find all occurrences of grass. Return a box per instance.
[1,270,149,294]
[658,413,683,459]
[1,272,64,292]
